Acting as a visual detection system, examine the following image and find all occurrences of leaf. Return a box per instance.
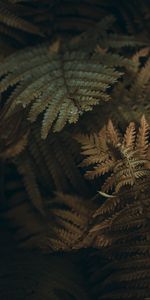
[0,45,123,138]
[107,119,121,145]
[123,122,136,149]
[136,115,149,156]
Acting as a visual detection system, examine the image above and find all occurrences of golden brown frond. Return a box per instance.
[107,119,121,146]
[123,122,136,149]
[79,116,150,300]
[136,115,149,156]
[78,116,150,194]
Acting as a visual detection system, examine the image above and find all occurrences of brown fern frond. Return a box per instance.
[46,192,95,250]
[78,116,150,194]
[85,160,114,180]
[106,119,121,146]
[81,118,150,300]
[136,115,149,156]
[1,163,94,251]
[123,122,136,149]
[27,123,89,196]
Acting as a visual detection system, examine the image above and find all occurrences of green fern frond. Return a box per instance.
[0,43,124,138]
[0,14,141,138]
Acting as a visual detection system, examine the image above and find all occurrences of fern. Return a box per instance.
[73,47,149,137]
[15,122,89,195]
[0,16,139,138]
[46,193,95,251]
[77,116,150,194]
[89,192,150,299]
[1,163,94,251]
[1,2,150,300]
[77,117,150,300]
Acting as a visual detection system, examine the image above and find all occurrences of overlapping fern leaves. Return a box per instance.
[1,163,94,251]
[77,116,150,299]
[75,46,150,135]
[1,1,150,299]
[15,123,89,195]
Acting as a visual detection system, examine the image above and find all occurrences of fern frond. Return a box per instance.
[46,192,95,250]
[2,164,94,251]
[136,115,149,156]
[0,1,41,35]
[78,116,150,194]
[0,42,124,138]
[85,160,114,180]
[27,123,89,195]
[123,122,136,149]
[85,121,150,300]
[70,15,142,52]
[106,119,121,146]
[0,13,141,138]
